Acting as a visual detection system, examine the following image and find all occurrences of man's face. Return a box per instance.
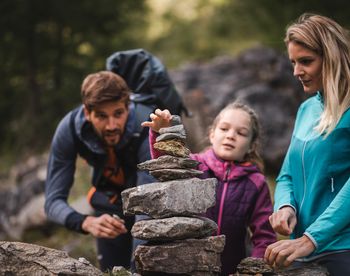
[84,100,129,147]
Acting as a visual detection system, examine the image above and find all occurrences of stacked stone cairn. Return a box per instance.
[121,115,225,275]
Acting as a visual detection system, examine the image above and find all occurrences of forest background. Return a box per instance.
[1,0,349,169]
[1,0,349,268]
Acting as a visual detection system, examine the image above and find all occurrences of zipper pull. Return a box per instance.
[331,178,334,193]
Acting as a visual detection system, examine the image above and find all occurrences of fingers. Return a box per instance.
[264,236,316,268]
[141,109,172,132]
[83,214,127,238]
[269,207,296,236]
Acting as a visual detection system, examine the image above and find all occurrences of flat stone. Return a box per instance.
[236,257,329,276]
[122,178,217,218]
[150,168,203,181]
[156,132,186,142]
[170,115,182,126]
[159,124,186,135]
[135,235,225,275]
[154,139,190,157]
[131,216,217,241]
[0,241,103,275]
[137,155,200,171]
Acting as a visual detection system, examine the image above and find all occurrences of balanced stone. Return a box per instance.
[134,235,225,275]
[150,168,203,181]
[137,155,200,171]
[132,216,218,241]
[154,139,190,157]
[159,124,186,135]
[156,132,186,142]
[170,115,182,126]
[122,178,217,219]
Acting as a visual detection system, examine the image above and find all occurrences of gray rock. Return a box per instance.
[170,115,182,126]
[0,241,103,275]
[150,168,203,181]
[156,132,187,142]
[137,155,200,171]
[236,257,329,275]
[122,178,217,218]
[159,124,186,135]
[135,235,225,275]
[131,216,217,241]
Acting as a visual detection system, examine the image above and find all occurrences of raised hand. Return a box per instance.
[141,108,173,133]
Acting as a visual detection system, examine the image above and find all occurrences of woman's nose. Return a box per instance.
[293,63,304,77]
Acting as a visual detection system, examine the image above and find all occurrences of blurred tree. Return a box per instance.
[0,0,149,157]
[148,0,350,66]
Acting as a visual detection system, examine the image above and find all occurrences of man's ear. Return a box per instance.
[83,105,91,121]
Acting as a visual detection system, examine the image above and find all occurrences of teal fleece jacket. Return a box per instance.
[275,92,350,256]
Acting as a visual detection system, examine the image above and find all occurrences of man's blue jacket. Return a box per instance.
[44,103,154,232]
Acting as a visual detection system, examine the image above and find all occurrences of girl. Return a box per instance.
[142,101,276,275]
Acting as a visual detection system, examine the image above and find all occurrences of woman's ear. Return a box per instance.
[83,105,91,122]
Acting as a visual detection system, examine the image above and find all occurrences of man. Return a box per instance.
[45,71,154,271]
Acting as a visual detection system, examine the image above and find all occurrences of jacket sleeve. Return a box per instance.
[248,175,277,257]
[44,113,87,233]
[136,128,157,187]
[305,177,350,252]
[148,129,163,159]
[274,144,297,212]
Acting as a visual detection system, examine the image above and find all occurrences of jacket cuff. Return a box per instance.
[65,212,89,234]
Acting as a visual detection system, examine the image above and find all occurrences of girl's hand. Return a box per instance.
[141,108,172,133]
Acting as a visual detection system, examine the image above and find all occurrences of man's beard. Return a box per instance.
[102,129,123,146]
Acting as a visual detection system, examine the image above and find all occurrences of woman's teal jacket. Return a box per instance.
[275,92,350,257]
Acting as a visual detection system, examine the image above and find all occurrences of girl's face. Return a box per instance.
[288,41,323,94]
[210,108,253,162]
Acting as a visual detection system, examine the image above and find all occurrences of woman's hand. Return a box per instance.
[264,235,316,267]
[141,109,172,133]
[269,206,297,236]
[81,214,127,238]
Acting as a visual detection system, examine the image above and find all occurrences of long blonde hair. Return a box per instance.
[285,13,350,136]
[210,101,264,172]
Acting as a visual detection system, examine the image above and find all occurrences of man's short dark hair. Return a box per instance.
[81,71,130,111]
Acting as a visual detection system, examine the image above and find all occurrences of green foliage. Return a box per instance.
[2,0,350,161]
[0,0,149,158]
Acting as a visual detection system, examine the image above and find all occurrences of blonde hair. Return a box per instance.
[285,13,350,136]
[210,101,264,172]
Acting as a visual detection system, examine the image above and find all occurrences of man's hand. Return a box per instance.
[81,214,127,238]
[264,235,316,267]
[269,206,297,236]
[141,109,172,133]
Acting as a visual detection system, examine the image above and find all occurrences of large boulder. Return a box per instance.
[170,46,306,173]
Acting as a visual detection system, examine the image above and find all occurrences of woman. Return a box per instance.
[264,13,350,276]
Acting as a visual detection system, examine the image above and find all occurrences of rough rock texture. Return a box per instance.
[170,46,306,173]
[134,235,225,275]
[0,241,103,275]
[137,155,200,171]
[149,168,203,181]
[122,178,217,218]
[154,139,191,157]
[236,257,329,276]
[131,216,217,241]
